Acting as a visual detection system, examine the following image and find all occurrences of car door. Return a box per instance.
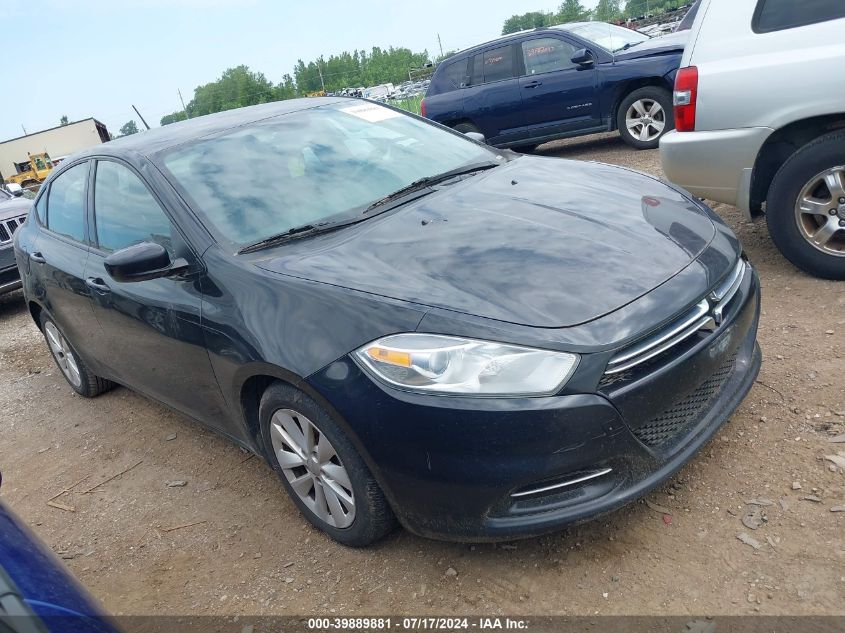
[33,161,103,354]
[84,158,229,428]
[461,44,526,145]
[517,35,600,135]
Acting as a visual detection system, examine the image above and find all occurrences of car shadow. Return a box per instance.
[0,290,26,319]
[533,131,626,157]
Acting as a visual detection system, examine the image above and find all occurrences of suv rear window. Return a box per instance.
[753,0,845,33]
[441,59,469,89]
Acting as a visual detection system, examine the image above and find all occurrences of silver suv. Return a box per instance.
[0,188,31,295]
[660,0,845,279]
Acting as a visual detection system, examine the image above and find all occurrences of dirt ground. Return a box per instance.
[1,133,843,617]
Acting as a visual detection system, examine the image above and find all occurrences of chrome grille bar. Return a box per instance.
[605,259,747,376]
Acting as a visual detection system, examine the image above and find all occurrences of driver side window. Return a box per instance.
[93,161,173,253]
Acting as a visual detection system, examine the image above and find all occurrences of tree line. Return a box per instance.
[159,46,431,126]
[502,0,690,34]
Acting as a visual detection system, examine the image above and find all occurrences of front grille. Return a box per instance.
[0,215,26,244]
[605,259,746,376]
[632,350,738,448]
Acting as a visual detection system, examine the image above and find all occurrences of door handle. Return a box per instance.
[85,277,111,293]
[29,251,46,264]
[523,80,542,89]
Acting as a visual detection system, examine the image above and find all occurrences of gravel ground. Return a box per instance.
[1,132,843,617]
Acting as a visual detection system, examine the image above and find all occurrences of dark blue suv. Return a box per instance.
[422,22,687,150]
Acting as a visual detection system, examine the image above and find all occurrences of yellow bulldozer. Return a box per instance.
[5,152,54,188]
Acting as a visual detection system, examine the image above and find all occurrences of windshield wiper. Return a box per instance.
[364,161,501,213]
[238,219,359,254]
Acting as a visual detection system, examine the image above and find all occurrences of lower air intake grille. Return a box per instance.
[633,351,738,448]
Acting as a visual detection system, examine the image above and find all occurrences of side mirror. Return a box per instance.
[104,242,188,283]
[570,48,594,67]
[6,183,24,197]
[464,131,487,144]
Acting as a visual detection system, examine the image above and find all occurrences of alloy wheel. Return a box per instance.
[269,408,356,528]
[44,322,82,388]
[794,166,845,257]
[625,99,666,143]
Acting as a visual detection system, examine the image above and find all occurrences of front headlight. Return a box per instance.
[354,333,579,396]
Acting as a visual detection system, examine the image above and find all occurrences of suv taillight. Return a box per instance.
[420,98,427,118]
[673,66,698,132]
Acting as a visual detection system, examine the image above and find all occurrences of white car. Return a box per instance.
[660,0,845,279]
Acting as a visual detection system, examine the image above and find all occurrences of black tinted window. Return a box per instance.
[482,46,515,83]
[753,0,845,32]
[47,162,88,242]
[521,38,577,75]
[94,161,172,252]
[442,59,469,89]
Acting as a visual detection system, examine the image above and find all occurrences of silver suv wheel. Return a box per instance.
[794,166,845,257]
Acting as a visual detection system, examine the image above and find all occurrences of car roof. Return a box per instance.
[87,97,358,157]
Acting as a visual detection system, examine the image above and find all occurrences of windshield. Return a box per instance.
[161,102,496,247]
[565,22,649,53]
[0,189,10,200]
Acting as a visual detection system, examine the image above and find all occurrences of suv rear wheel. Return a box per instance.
[766,131,845,280]
[617,87,674,150]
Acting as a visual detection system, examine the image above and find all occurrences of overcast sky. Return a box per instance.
[0,0,602,141]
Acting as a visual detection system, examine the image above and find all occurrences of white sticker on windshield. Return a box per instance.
[341,103,402,122]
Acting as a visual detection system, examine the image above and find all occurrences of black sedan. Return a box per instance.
[13,98,761,546]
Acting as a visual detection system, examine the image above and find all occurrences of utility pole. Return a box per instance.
[317,62,326,92]
[178,89,189,119]
[21,124,27,135]
[132,105,151,130]
[437,33,444,59]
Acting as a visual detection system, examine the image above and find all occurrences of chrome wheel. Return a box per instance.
[270,408,356,528]
[625,99,666,142]
[794,166,845,257]
[44,322,82,388]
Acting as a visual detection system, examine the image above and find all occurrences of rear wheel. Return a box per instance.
[259,382,396,546]
[617,87,673,150]
[766,131,845,279]
[40,315,114,397]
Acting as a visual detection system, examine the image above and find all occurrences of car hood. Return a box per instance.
[255,156,716,328]
[0,196,31,220]
[614,30,688,60]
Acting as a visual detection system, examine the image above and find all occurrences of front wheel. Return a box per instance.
[766,131,845,280]
[259,382,396,546]
[617,87,673,150]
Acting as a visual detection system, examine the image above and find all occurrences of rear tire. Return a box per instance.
[617,87,673,150]
[259,382,396,547]
[766,131,845,280]
[40,314,115,398]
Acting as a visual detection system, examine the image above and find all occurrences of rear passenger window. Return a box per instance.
[47,162,88,242]
[469,54,483,86]
[482,46,515,83]
[753,0,845,33]
[521,38,577,75]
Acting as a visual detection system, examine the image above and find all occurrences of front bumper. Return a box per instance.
[308,267,761,541]
[0,246,22,295]
[660,127,773,218]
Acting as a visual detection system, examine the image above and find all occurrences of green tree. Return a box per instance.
[502,11,552,35]
[160,111,188,126]
[59,115,69,126]
[558,0,591,22]
[119,120,139,136]
[595,0,623,21]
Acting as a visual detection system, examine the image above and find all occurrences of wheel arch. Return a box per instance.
[28,300,44,331]
[750,114,845,215]
[610,77,673,131]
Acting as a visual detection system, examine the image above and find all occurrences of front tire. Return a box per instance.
[766,131,845,280]
[617,87,673,150]
[259,382,396,546]
[452,121,481,135]
[40,315,114,397]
